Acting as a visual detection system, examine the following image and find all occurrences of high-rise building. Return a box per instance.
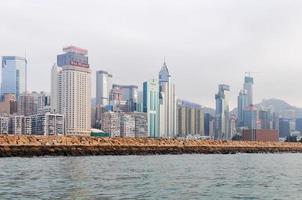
[96,70,112,106]
[31,113,64,135]
[279,118,291,138]
[9,115,31,135]
[243,75,254,106]
[57,46,89,67]
[54,46,91,135]
[36,91,51,113]
[51,64,62,113]
[237,90,248,127]
[158,62,176,138]
[204,113,214,137]
[215,84,230,140]
[296,118,302,132]
[0,94,17,114]
[111,84,138,112]
[18,92,37,116]
[143,79,159,138]
[120,113,136,137]
[242,107,258,129]
[101,111,121,137]
[134,112,148,137]
[177,100,204,137]
[258,110,270,129]
[1,56,27,99]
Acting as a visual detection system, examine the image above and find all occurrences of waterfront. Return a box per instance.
[0,154,302,199]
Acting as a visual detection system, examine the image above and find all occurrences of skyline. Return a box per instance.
[1,0,302,108]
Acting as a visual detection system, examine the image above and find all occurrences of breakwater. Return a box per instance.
[1,135,302,157]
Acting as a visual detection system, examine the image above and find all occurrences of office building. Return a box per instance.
[243,75,254,106]
[1,56,27,99]
[51,64,62,113]
[204,113,214,137]
[55,46,91,135]
[158,62,177,138]
[242,106,258,129]
[96,70,112,106]
[258,110,270,129]
[111,84,138,112]
[143,79,160,138]
[18,92,37,116]
[36,91,51,113]
[237,89,248,127]
[143,79,159,138]
[57,46,89,67]
[215,84,230,140]
[177,100,204,137]
[296,118,302,132]
[0,94,17,114]
[279,118,291,138]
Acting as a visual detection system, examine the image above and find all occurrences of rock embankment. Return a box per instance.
[1,135,302,157]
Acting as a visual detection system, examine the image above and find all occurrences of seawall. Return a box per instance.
[1,135,302,157]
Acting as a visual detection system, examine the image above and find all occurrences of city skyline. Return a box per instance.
[2,0,302,108]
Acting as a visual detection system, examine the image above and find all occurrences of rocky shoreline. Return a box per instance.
[1,135,302,157]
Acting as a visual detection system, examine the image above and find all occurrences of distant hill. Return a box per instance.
[256,98,302,118]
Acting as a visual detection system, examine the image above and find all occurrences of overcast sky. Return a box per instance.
[1,0,302,108]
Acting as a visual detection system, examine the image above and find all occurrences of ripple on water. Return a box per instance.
[0,154,302,200]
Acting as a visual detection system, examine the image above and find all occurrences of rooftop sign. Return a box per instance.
[63,46,88,55]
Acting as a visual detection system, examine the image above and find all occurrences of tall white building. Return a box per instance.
[96,70,112,106]
[51,46,91,135]
[51,64,62,113]
[158,62,177,138]
[215,84,230,140]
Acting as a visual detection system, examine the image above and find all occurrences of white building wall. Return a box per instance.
[61,65,91,135]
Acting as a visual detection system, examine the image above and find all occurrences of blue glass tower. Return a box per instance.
[1,56,27,99]
[143,79,159,138]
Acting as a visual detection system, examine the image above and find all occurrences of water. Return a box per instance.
[0,154,302,200]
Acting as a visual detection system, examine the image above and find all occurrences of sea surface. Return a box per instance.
[0,154,302,200]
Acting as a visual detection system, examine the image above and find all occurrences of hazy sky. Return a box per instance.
[1,0,302,108]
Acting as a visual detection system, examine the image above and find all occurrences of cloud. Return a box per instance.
[1,0,302,108]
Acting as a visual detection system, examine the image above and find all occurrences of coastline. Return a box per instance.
[1,135,302,157]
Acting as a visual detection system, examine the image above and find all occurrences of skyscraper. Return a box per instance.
[111,84,138,112]
[215,84,230,140]
[177,100,204,137]
[158,62,176,138]
[237,89,249,127]
[51,64,62,113]
[53,46,91,135]
[1,56,27,99]
[243,75,254,106]
[96,70,113,106]
[18,92,36,116]
[143,79,159,138]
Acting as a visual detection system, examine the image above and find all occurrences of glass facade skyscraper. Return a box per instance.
[215,84,230,140]
[1,56,27,99]
[143,79,159,138]
[244,75,254,106]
